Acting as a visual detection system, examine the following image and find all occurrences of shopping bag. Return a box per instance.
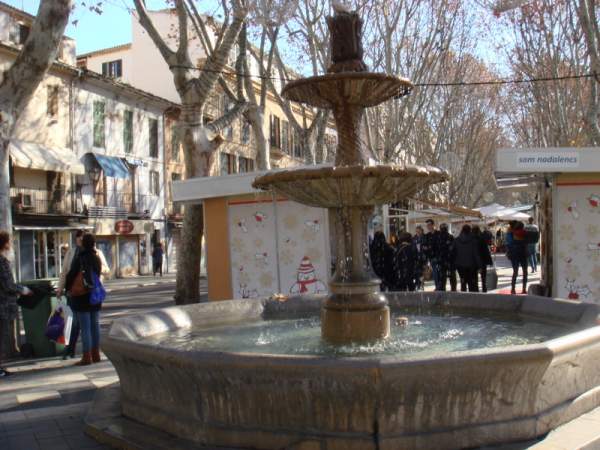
[486,267,498,291]
[45,296,73,345]
[423,264,433,281]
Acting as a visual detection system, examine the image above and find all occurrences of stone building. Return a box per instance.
[0,1,176,280]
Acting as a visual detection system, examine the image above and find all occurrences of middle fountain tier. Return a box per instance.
[253,9,447,344]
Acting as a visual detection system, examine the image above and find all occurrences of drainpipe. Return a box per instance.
[162,111,169,273]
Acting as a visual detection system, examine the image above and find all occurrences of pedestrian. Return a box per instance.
[507,221,529,295]
[65,233,103,366]
[370,231,394,291]
[524,217,540,273]
[453,225,482,292]
[422,219,440,287]
[152,242,164,277]
[412,226,426,290]
[472,225,493,292]
[392,232,416,291]
[437,224,457,292]
[57,230,83,360]
[0,230,32,376]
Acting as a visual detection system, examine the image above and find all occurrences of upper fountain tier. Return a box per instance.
[253,10,447,206]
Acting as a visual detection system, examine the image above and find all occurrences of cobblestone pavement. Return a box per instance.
[0,262,545,450]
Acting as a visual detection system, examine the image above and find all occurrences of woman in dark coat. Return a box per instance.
[66,233,102,366]
[369,231,395,291]
[472,226,493,292]
[453,225,482,292]
[0,231,32,376]
[412,226,426,290]
[507,221,529,295]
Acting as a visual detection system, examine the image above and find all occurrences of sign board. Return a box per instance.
[115,220,134,235]
[496,147,600,173]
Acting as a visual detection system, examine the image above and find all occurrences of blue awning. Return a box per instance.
[83,153,130,179]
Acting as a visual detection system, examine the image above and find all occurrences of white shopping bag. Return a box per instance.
[54,296,73,346]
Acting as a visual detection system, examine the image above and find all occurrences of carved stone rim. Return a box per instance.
[252,164,448,190]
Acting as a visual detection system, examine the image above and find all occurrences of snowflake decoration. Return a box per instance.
[259,272,274,288]
[231,237,246,253]
[280,248,294,266]
[558,224,575,242]
[568,242,581,255]
[586,224,600,238]
[306,246,323,263]
[283,214,299,229]
[590,265,600,282]
[254,238,264,248]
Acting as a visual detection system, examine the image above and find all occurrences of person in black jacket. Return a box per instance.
[66,233,102,366]
[453,225,482,292]
[392,232,416,291]
[369,231,394,290]
[472,225,493,292]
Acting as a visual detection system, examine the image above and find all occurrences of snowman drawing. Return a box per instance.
[289,256,327,295]
[567,201,580,220]
[565,279,592,300]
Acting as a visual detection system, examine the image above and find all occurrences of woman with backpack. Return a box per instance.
[65,233,104,366]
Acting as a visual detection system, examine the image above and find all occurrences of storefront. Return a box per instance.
[495,147,600,302]
[92,218,156,278]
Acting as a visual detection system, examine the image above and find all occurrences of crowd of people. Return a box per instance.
[369,217,539,295]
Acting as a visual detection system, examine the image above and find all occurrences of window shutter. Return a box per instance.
[93,102,105,148]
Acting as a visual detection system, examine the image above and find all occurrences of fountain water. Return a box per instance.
[253,9,446,343]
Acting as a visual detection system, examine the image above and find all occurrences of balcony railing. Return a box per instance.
[93,193,156,218]
[10,187,73,215]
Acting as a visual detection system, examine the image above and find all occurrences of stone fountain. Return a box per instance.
[253,10,446,344]
[88,9,600,450]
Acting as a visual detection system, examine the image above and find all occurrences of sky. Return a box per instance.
[4,0,224,55]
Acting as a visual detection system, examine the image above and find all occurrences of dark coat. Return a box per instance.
[391,242,416,291]
[152,247,164,264]
[66,249,102,312]
[0,255,19,320]
[453,233,482,270]
[370,234,395,289]
[476,235,493,268]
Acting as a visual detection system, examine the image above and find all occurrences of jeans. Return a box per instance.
[480,268,487,293]
[511,257,528,293]
[432,263,445,291]
[64,296,80,356]
[527,244,537,272]
[77,311,100,353]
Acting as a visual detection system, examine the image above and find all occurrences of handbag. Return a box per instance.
[89,271,106,306]
[70,271,90,296]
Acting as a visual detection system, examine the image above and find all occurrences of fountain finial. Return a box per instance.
[326,8,368,73]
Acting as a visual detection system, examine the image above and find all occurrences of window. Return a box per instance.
[149,119,159,158]
[47,86,59,118]
[293,128,303,159]
[171,173,182,214]
[149,170,160,196]
[171,126,180,162]
[269,115,281,149]
[220,153,236,176]
[241,120,251,144]
[238,157,254,173]
[123,110,133,154]
[93,101,105,148]
[10,23,30,45]
[102,60,122,78]
[281,120,290,154]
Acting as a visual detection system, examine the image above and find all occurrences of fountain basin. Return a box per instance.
[252,164,447,208]
[100,292,600,450]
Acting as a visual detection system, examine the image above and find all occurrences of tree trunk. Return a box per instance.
[0,140,11,233]
[174,204,204,304]
[247,106,270,170]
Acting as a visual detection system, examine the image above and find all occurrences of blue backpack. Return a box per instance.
[89,272,106,305]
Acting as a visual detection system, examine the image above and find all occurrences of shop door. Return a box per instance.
[119,236,139,277]
[96,238,115,278]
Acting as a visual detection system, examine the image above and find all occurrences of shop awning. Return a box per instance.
[8,140,85,175]
[83,152,130,179]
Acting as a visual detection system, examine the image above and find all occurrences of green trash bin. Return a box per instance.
[19,279,66,357]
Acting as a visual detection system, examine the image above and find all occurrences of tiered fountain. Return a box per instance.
[253,10,446,343]
[90,9,600,450]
